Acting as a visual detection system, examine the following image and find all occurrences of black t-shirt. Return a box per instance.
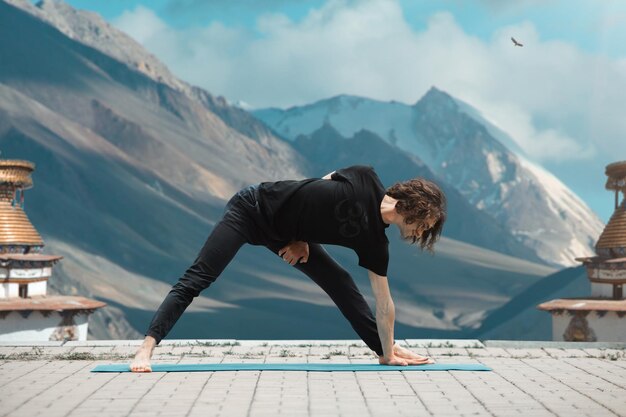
[256,165,390,276]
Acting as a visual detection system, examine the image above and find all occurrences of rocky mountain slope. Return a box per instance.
[0,0,560,341]
[255,89,604,268]
[292,124,543,264]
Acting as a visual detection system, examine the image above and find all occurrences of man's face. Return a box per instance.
[399,214,437,241]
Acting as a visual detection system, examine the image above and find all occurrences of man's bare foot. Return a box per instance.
[379,354,434,365]
[130,336,156,372]
[392,343,435,364]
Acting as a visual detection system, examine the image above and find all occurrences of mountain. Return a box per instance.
[0,0,309,338]
[0,0,558,341]
[2,0,310,199]
[470,266,590,340]
[4,0,286,154]
[292,123,544,264]
[254,89,605,268]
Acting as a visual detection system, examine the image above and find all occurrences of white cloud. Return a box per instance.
[112,0,626,163]
[113,6,167,44]
[477,100,596,161]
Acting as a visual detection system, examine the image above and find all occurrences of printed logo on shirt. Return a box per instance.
[334,199,368,238]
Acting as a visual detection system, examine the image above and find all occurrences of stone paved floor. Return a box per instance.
[0,339,625,417]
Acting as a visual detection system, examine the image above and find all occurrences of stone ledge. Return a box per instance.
[484,339,626,349]
[0,340,64,346]
[405,339,485,348]
[1,339,625,350]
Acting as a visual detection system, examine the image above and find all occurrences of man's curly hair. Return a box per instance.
[385,178,447,254]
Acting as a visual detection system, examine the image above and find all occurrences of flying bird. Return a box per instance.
[511,37,523,47]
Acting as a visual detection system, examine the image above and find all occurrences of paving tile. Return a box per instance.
[0,340,623,417]
[0,347,15,355]
[543,347,590,358]
[503,348,549,358]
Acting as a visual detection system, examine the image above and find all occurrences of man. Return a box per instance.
[131,165,447,372]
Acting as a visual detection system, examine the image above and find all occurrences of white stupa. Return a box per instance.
[538,161,626,341]
[0,159,105,341]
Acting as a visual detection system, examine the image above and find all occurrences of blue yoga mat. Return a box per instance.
[91,363,492,372]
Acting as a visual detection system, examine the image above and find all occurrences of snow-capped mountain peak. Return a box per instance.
[254,87,604,267]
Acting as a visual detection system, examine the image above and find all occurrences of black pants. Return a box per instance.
[145,185,390,356]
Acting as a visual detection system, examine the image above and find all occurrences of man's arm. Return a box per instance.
[368,269,395,359]
[278,171,335,265]
[281,171,335,262]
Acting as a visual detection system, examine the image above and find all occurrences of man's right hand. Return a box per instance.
[130,336,156,372]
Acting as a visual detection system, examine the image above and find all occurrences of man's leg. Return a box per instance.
[266,242,389,356]
[144,220,248,344]
[132,195,252,372]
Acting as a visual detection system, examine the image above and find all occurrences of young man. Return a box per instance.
[131,165,447,372]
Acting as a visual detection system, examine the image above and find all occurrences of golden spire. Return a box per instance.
[0,160,43,251]
[596,161,626,258]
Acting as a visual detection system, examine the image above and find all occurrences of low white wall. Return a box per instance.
[0,267,52,279]
[552,312,626,342]
[590,282,624,298]
[28,281,47,296]
[0,283,18,298]
[0,311,90,342]
[0,281,48,298]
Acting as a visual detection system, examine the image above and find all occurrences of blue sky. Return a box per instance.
[65,0,626,58]
[63,0,626,223]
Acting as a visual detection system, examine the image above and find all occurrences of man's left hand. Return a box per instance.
[278,241,309,265]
